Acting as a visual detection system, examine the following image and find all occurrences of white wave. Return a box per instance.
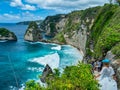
[19,84,25,90]
[27,67,44,72]
[51,45,61,50]
[29,53,60,70]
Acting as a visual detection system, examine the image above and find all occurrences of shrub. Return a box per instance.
[25,63,99,90]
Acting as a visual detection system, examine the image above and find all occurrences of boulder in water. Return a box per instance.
[40,64,53,83]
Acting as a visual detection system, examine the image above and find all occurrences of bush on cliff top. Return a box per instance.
[25,63,98,90]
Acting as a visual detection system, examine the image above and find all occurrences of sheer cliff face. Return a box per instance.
[24,22,42,42]
[0,28,17,41]
[40,7,101,55]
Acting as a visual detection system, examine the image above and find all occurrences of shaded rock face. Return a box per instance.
[106,51,120,89]
[40,64,53,83]
[0,28,17,41]
[24,21,42,42]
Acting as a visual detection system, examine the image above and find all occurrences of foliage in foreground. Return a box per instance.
[25,63,99,90]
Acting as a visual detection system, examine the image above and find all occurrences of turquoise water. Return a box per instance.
[0,24,82,90]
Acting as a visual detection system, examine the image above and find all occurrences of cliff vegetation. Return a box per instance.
[25,63,98,90]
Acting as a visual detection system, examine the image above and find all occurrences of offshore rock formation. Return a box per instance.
[40,64,53,83]
[0,28,17,41]
[24,21,42,42]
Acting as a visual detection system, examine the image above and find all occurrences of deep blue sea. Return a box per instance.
[0,23,82,90]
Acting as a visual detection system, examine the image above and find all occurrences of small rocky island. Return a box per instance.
[24,21,42,42]
[0,28,17,41]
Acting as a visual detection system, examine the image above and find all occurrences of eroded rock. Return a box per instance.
[40,64,53,83]
[24,21,42,42]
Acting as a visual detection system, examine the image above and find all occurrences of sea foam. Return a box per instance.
[51,45,61,50]
[29,53,60,70]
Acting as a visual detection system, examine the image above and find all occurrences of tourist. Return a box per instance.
[97,60,102,72]
[94,61,99,71]
[95,59,117,90]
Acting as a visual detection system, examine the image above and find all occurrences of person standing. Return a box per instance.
[95,59,117,90]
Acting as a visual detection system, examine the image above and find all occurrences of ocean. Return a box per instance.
[0,23,82,90]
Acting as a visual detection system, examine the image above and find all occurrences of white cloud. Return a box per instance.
[21,4,36,10]
[9,0,109,12]
[25,0,109,13]
[3,13,20,19]
[0,12,43,22]
[21,11,42,20]
[10,0,23,7]
[10,0,36,10]
[0,13,20,23]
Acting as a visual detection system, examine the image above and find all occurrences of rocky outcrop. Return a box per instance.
[40,64,53,83]
[40,7,101,55]
[24,21,42,42]
[0,28,17,41]
[40,14,66,37]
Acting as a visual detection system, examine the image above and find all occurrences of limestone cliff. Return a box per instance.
[24,21,42,42]
[40,7,101,55]
[40,4,120,59]
[0,28,17,41]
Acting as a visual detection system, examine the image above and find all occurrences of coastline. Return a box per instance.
[39,39,84,59]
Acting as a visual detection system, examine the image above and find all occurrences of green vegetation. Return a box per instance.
[91,4,120,58]
[45,14,65,23]
[111,43,120,58]
[28,21,38,29]
[25,3,120,90]
[0,28,12,36]
[81,6,101,20]
[91,4,118,43]
[40,14,65,30]
[54,32,66,43]
[60,6,101,39]
[25,63,99,90]
[49,22,56,36]
[25,80,43,90]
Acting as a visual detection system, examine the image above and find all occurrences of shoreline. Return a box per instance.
[39,39,84,58]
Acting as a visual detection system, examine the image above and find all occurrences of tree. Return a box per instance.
[116,0,120,5]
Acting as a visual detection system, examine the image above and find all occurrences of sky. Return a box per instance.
[0,0,110,23]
